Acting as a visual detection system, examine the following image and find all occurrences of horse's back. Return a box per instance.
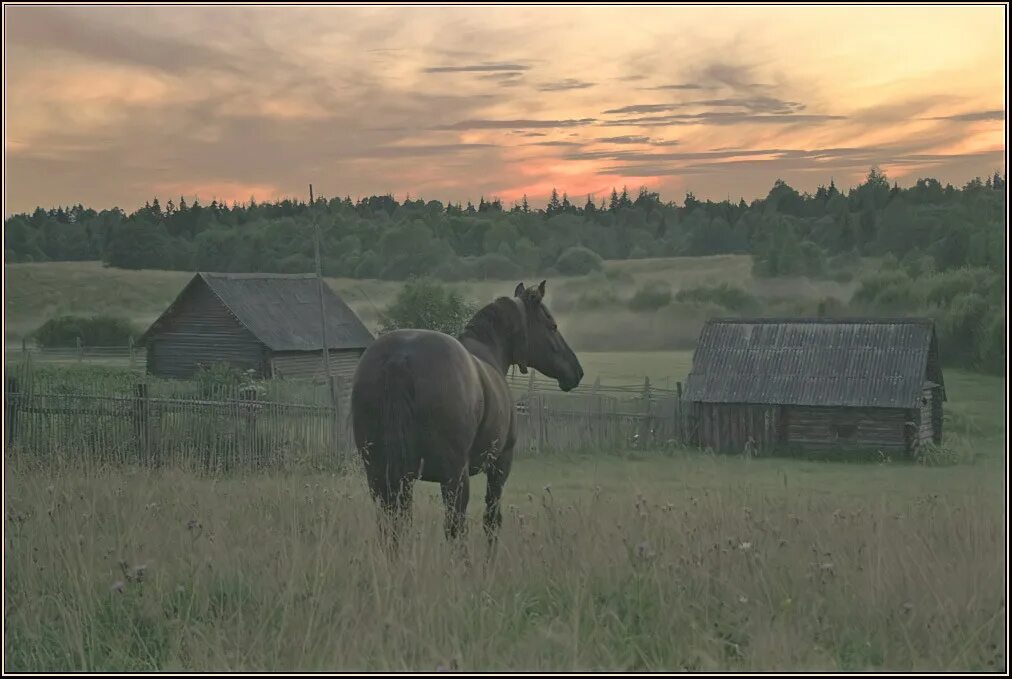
[351,329,484,480]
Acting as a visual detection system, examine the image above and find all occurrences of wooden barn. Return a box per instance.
[683,318,945,456]
[139,272,374,381]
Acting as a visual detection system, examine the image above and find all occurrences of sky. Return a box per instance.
[3,4,1007,214]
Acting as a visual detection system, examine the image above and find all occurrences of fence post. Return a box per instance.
[133,383,150,465]
[21,338,26,357]
[526,371,537,455]
[6,377,18,448]
[642,377,652,448]
[538,394,546,455]
[591,377,602,450]
[128,337,135,370]
[675,381,683,444]
[241,386,257,470]
[330,374,344,456]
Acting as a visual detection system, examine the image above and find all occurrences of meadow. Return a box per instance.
[4,256,857,351]
[4,257,1006,671]
[4,364,1006,672]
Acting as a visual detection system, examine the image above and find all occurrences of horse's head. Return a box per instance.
[514,280,584,392]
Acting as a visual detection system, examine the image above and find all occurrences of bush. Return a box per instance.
[378,278,479,337]
[674,283,760,314]
[429,257,474,282]
[574,287,621,310]
[604,267,634,283]
[851,271,912,308]
[816,296,847,317]
[628,281,672,312]
[194,363,265,398]
[915,442,968,467]
[924,267,1000,308]
[555,246,604,276]
[32,315,139,348]
[938,292,991,367]
[472,253,523,280]
[975,310,1005,375]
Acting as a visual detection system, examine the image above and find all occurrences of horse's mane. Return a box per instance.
[459,297,523,345]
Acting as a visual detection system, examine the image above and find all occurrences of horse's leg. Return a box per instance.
[484,446,514,547]
[440,469,470,541]
[370,467,413,553]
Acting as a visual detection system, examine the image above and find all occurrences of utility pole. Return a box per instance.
[310,184,332,383]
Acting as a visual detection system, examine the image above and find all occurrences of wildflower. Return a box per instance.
[128,564,148,583]
[738,541,752,551]
[634,540,656,560]
[738,595,749,604]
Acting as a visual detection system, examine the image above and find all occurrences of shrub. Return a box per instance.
[938,293,991,367]
[674,283,759,314]
[975,310,1005,375]
[851,271,912,308]
[628,281,672,312]
[32,315,139,348]
[378,278,479,337]
[472,253,523,280]
[575,287,621,310]
[555,246,604,276]
[924,267,1000,308]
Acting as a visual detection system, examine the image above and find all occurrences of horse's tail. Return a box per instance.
[378,355,415,487]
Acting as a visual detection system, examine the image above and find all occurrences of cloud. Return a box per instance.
[433,118,597,130]
[537,79,594,91]
[358,143,497,158]
[525,140,583,147]
[588,145,1005,177]
[604,96,805,116]
[696,60,766,92]
[641,83,707,90]
[597,136,652,144]
[604,103,684,115]
[600,112,845,127]
[424,62,531,73]
[696,97,804,114]
[594,136,680,146]
[930,109,1005,122]
[4,6,237,75]
[475,71,526,87]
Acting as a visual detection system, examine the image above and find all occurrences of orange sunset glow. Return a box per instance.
[3,4,1006,213]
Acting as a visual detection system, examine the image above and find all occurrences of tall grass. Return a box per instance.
[5,452,1004,672]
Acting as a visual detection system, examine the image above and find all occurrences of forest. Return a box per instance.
[5,169,1006,373]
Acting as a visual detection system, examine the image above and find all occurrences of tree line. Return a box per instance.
[5,169,1005,283]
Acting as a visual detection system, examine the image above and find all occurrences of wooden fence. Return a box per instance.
[4,362,691,473]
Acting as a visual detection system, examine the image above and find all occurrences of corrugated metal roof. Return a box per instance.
[683,317,945,408]
[143,272,375,352]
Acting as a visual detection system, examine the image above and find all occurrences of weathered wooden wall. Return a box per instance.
[783,405,908,452]
[271,350,361,381]
[695,403,781,454]
[918,387,934,445]
[146,282,266,379]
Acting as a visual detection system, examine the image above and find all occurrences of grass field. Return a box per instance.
[4,367,1006,672]
[4,258,1005,671]
[3,258,857,351]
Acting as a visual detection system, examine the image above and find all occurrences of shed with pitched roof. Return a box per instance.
[139,272,374,381]
[683,317,945,456]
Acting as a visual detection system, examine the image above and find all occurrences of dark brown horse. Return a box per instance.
[351,280,583,544]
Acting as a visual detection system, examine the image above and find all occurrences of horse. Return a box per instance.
[350,280,584,546]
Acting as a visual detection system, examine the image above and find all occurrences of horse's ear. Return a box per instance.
[538,280,546,298]
[514,282,525,297]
